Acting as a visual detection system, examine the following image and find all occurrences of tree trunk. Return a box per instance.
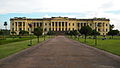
[37,36,39,43]
[112,35,113,39]
[85,35,87,43]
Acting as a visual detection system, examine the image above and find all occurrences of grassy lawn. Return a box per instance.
[69,36,120,56]
[0,36,51,59]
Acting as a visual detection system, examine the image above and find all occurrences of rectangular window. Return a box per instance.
[59,22,61,26]
[49,23,51,26]
[73,23,74,26]
[62,22,64,26]
[52,22,54,26]
[19,28,22,31]
[66,22,67,26]
[23,22,25,26]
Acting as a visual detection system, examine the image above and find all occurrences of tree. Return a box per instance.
[19,30,29,36]
[107,30,119,39]
[11,31,16,35]
[0,30,3,35]
[72,30,79,36]
[109,24,114,31]
[79,26,92,42]
[4,21,7,30]
[47,31,55,35]
[90,30,100,36]
[11,31,16,39]
[33,27,43,43]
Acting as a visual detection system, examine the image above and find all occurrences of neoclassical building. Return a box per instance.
[10,17,110,35]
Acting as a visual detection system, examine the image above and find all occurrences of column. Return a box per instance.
[61,22,62,31]
[22,22,23,30]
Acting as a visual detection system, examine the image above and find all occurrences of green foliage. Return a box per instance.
[19,30,29,36]
[79,26,92,36]
[34,27,43,36]
[33,27,43,43]
[90,30,100,35]
[47,31,55,35]
[0,30,3,35]
[79,26,92,42]
[11,31,16,35]
[4,21,7,26]
[109,24,114,31]
[107,30,119,38]
[66,30,79,36]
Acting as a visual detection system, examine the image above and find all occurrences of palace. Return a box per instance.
[10,17,110,35]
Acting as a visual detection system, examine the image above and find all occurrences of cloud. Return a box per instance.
[0,0,120,30]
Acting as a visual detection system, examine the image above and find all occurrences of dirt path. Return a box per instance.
[0,36,120,68]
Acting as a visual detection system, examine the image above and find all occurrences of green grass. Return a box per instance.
[0,36,51,59]
[69,36,120,56]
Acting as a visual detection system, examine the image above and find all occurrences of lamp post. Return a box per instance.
[94,24,98,45]
[28,24,32,46]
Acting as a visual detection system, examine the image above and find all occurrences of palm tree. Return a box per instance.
[4,21,7,30]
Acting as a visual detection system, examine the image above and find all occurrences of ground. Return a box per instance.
[0,36,120,68]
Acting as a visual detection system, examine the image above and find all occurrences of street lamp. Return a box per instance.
[94,23,98,45]
[28,24,32,46]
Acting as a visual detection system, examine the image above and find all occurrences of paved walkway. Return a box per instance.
[0,36,120,68]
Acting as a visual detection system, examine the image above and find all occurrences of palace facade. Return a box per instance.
[10,17,110,35]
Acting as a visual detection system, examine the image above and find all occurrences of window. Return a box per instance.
[59,28,61,31]
[73,23,74,26]
[69,28,70,31]
[81,23,83,26]
[65,22,67,26]
[12,28,14,31]
[73,28,74,31]
[40,23,42,26]
[98,29,100,31]
[78,23,80,27]
[19,22,22,26]
[90,24,92,26]
[62,22,64,26]
[106,24,108,26]
[84,23,86,26]
[19,28,22,31]
[45,23,47,26]
[59,22,61,26]
[37,23,39,27]
[49,23,51,26]
[34,23,36,27]
[49,28,51,31]
[15,22,17,26]
[62,28,64,31]
[106,29,108,32]
[56,22,57,26]
[44,28,47,31]
[12,23,14,26]
[23,22,25,26]
[65,28,67,31]
[52,22,54,26]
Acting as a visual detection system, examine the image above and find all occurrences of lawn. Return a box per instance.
[69,36,120,56]
[0,36,51,59]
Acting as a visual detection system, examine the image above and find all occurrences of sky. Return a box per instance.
[0,0,120,30]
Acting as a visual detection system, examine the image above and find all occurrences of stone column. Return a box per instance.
[22,22,23,30]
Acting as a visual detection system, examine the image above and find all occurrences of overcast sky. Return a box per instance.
[0,0,120,30]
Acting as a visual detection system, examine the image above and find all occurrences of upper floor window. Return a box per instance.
[45,23,47,26]
[73,23,74,26]
[106,24,108,26]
